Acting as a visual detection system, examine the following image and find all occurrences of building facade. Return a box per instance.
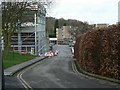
[11,4,49,55]
[96,24,108,28]
[56,26,71,45]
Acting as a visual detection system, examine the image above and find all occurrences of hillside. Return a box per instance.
[46,17,93,37]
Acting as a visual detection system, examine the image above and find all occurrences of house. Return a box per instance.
[96,24,109,29]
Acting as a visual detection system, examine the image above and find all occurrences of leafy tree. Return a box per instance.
[53,19,59,37]
[63,22,66,26]
[46,17,93,38]
[2,2,28,54]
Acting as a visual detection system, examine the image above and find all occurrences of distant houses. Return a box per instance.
[92,23,109,29]
[49,26,72,45]
[56,26,72,45]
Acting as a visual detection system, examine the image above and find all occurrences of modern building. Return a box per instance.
[11,3,49,55]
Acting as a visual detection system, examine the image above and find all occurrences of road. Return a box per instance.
[5,45,120,89]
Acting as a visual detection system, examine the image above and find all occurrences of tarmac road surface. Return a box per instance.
[5,45,120,89]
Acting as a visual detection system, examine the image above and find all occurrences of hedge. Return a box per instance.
[74,25,120,80]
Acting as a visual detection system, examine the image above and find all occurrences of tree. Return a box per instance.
[2,2,28,54]
[63,22,66,26]
[53,19,59,37]
[1,0,54,55]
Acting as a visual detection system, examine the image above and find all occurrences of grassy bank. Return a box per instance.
[3,52,36,69]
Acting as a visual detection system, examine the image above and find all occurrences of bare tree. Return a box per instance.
[1,0,54,55]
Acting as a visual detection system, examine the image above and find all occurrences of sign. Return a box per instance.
[31,47,35,55]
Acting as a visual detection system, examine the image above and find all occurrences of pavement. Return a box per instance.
[4,56,47,76]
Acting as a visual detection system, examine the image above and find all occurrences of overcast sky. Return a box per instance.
[47,0,120,25]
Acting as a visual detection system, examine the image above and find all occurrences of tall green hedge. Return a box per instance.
[74,25,120,80]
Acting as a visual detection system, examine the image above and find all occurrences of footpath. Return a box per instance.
[4,56,47,76]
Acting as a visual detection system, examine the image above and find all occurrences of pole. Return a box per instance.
[0,37,2,90]
[0,3,4,90]
[0,37,4,90]
[18,20,22,53]
[35,13,37,55]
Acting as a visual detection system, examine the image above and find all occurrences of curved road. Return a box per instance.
[18,45,119,88]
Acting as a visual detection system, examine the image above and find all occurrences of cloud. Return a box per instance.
[48,0,119,24]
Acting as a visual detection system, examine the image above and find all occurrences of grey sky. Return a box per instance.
[0,0,119,24]
[48,0,120,24]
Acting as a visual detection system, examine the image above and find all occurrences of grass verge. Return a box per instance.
[3,52,36,69]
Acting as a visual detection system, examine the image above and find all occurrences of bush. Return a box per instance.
[74,25,120,80]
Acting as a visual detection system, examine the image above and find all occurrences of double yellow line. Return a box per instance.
[17,68,33,90]
[72,60,79,74]
[17,59,46,90]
